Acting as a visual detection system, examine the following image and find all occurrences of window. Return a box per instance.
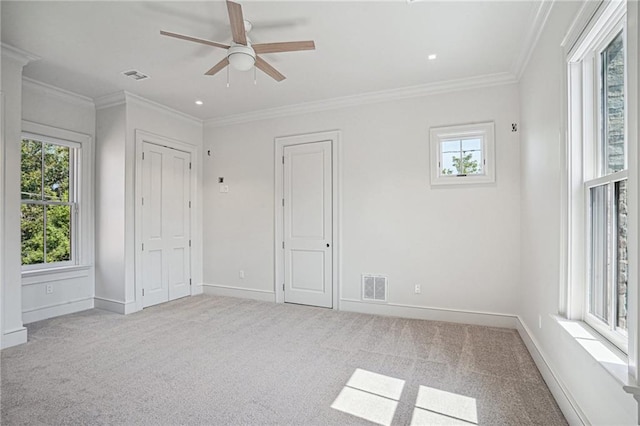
[567,2,628,351]
[429,122,495,186]
[21,133,79,269]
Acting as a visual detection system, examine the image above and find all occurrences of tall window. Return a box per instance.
[586,30,627,337]
[568,2,627,352]
[21,134,78,268]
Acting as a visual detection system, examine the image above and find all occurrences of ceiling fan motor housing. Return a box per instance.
[228,44,256,71]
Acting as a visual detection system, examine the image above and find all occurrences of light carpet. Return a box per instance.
[1,295,566,425]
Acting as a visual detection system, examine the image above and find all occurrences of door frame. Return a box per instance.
[274,130,341,309]
[134,129,199,311]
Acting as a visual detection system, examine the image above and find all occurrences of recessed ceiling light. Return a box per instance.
[195,100,204,106]
[428,54,437,60]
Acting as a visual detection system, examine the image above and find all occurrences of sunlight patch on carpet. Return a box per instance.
[410,385,478,425]
[331,368,405,426]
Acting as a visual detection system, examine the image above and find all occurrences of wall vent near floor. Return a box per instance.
[362,274,388,302]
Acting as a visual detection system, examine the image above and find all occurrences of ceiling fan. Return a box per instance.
[160,0,315,82]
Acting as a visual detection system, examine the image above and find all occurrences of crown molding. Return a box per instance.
[206,72,518,128]
[124,92,203,126]
[95,91,202,126]
[1,43,40,66]
[22,77,94,108]
[511,0,555,81]
[94,91,126,110]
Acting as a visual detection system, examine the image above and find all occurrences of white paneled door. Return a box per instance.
[283,141,333,308]
[141,142,191,308]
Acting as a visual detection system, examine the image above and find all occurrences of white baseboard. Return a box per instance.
[516,317,587,425]
[1,327,28,349]
[339,299,518,328]
[202,283,276,302]
[94,297,138,314]
[22,297,94,324]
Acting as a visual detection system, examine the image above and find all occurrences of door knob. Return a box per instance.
[326,243,330,247]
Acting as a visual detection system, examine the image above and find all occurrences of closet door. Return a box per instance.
[141,142,191,308]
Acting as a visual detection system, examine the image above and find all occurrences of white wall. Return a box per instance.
[519,1,638,424]
[20,79,96,324]
[203,83,521,322]
[1,48,30,348]
[95,104,127,306]
[95,93,203,313]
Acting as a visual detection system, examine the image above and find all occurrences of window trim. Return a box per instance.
[20,121,91,274]
[429,121,495,186]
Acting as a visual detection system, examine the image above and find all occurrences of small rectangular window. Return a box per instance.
[430,122,495,185]
[21,135,78,268]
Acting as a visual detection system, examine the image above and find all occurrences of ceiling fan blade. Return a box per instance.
[226,0,247,45]
[252,41,315,55]
[204,57,230,76]
[160,31,229,50]
[255,56,286,82]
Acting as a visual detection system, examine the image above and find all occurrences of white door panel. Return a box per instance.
[141,141,191,307]
[284,141,332,308]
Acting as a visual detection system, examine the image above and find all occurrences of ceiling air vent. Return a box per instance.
[122,70,149,81]
[362,274,388,302]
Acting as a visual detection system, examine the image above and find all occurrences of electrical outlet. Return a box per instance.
[414,284,421,294]
[239,270,245,279]
[45,284,53,294]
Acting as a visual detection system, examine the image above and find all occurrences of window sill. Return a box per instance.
[22,264,92,285]
[552,314,634,387]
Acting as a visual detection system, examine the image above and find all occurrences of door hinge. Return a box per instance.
[189,162,192,170]
[188,201,191,208]
[189,278,192,285]
[189,240,192,247]
[142,289,145,296]
[142,197,144,206]
[283,283,285,291]
[142,152,145,160]
[142,243,144,251]
[282,198,284,206]
[282,156,285,164]
[282,241,285,249]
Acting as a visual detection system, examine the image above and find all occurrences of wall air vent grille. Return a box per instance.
[122,70,150,81]
[362,274,388,302]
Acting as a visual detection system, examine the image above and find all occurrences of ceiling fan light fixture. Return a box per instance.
[228,45,256,71]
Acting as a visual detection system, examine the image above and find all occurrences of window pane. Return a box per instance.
[46,204,71,263]
[465,150,483,175]
[461,138,482,151]
[602,31,625,175]
[589,185,609,323]
[21,139,42,200]
[43,143,70,202]
[451,151,481,175]
[441,140,461,153]
[441,152,457,175]
[616,180,627,330]
[21,203,45,265]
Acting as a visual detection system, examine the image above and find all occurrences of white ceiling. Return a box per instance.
[2,1,540,120]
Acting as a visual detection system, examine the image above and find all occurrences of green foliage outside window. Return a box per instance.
[442,152,480,175]
[21,138,73,265]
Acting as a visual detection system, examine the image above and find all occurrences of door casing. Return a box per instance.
[134,129,199,312]
[274,130,341,309]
